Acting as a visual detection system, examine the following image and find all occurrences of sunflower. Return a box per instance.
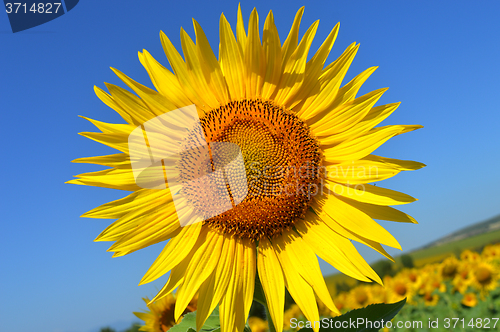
[452,271,472,294]
[482,244,500,261]
[368,283,387,305]
[283,304,303,331]
[451,261,473,294]
[472,261,499,295]
[395,268,422,295]
[461,292,478,307]
[134,294,197,332]
[333,292,349,312]
[418,272,446,295]
[69,5,423,332]
[248,316,269,332]
[422,291,440,307]
[346,284,375,309]
[439,256,459,279]
[460,249,481,262]
[385,275,414,304]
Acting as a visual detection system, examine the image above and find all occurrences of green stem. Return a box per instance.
[254,275,277,332]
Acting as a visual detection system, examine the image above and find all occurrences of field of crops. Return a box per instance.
[101,234,500,332]
[281,243,500,332]
[323,229,500,292]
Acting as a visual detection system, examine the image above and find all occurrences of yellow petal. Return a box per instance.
[312,199,396,261]
[277,230,338,314]
[318,102,400,146]
[150,227,211,304]
[305,23,340,81]
[179,29,221,109]
[288,23,339,109]
[273,239,320,331]
[257,237,285,332]
[95,190,172,242]
[140,222,202,285]
[338,198,418,224]
[236,3,247,54]
[159,31,211,112]
[93,85,136,125]
[310,88,388,136]
[103,83,156,125]
[244,8,265,98]
[275,20,319,106]
[150,263,185,303]
[219,13,245,100]
[297,213,382,285]
[296,216,372,283]
[175,230,224,321]
[363,154,426,171]
[111,68,177,116]
[107,204,179,255]
[220,238,256,332]
[323,125,423,163]
[280,7,304,72]
[314,195,401,249]
[196,235,236,330]
[138,50,194,109]
[261,10,282,99]
[327,66,378,110]
[72,153,129,168]
[192,19,230,103]
[325,158,401,184]
[67,166,139,191]
[76,132,129,153]
[296,43,358,120]
[79,116,135,135]
[324,180,417,205]
[80,189,158,219]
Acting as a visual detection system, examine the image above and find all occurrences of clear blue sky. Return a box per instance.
[1,1,500,331]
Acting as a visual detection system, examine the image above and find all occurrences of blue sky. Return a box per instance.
[1,1,500,331]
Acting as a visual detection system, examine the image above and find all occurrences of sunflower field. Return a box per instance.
[112,243,500,332]
[278,243,500,332]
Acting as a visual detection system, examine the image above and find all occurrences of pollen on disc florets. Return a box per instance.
[179,99,322,241]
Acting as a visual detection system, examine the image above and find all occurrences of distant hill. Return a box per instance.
[411,214,500,252]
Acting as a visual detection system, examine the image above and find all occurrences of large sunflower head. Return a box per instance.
[70,6,423,332]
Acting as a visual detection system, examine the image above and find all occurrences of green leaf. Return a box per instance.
[298,299,406,331]
[170,307,221,332]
